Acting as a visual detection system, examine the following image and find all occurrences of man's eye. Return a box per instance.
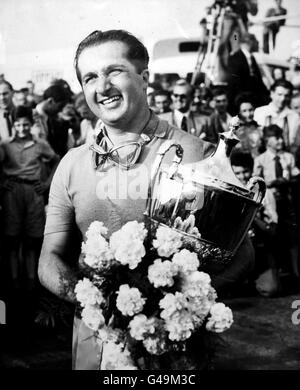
[83,75,96,85]
[109,69,122,77]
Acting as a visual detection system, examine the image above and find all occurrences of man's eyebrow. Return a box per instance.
[82,71,97,81]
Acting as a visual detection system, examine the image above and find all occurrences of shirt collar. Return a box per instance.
[268,102,290,117]
[94,109,167,144]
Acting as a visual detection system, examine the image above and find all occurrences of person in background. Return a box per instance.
[234,92,263,157]
[227,33,270,114]
[191,83,213,116]
[291,92,300,117]
[153,90,171,114]
[253,124,300,278]
[205,88,232,144]
[34,84,74,158]
[254,79,300,156]
[263,0,287,54]
[13,89,28,108]
[0,106,58,291]
[286,54,300,92]
[159,79,209,138]
[75,97,99,146]
[231,151,280,297]
[272,67,286,82]
[26,80,42,107]
[0,80,16,142]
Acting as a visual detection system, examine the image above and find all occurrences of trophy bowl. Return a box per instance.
[145,118,266,266]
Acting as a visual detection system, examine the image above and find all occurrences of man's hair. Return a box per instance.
[212,87,227,99]
[263,124,283,139]
[230,151,254,171]
[0,80,14,91]
[240,32,256,45]
[234,92,256,110]
[173,79,194,95]
[74,30,149,84]
[14,105,33,124]
[43,84,71,104]
[270,79,293,92]
[153,90,171,99]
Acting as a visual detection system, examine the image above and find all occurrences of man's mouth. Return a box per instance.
[99,95,122,105]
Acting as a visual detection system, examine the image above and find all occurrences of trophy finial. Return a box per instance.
[219,116,241,157]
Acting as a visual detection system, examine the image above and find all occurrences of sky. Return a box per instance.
[0,0,299,92]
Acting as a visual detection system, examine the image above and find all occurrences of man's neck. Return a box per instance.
[104,106,151,145]
[270,102,286,114]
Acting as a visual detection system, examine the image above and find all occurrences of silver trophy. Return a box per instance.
[145,117,266,266]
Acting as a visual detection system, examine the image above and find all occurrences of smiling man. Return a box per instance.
[38,30,216,370]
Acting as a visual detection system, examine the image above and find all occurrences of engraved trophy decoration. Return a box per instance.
[145,117,266,267]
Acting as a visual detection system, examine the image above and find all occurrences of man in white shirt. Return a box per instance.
[0,80,15,142]
[254,79,300,155]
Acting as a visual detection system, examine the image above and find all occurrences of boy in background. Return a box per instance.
[0,106,58,291]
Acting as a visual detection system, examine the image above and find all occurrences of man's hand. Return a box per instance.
[33,181,49,195]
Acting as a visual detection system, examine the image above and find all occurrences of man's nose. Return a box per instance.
[95,75,111,94]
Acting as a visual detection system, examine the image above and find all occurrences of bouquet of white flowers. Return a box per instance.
[74,220,233,370]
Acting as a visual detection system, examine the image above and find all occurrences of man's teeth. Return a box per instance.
[102,96,121,105]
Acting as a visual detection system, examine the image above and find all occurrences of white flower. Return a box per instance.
[172,249,199,274]
[110,221,147,269]
[82,234,114,269]
[181,271,212,298]
[81,305,105,331]
[85,221,108,239]
[116,284,146,317]
[164,311,195,341]
[152,226,182,257]
[129,314,155,341]
[159,292,188,319]
[206,303,233,333]
[101,340,137,370]
[148,259,178,288]
[74,278,104,307]
[143,335,168,355]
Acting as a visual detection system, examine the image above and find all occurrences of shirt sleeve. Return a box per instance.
[38,139,56,162]
[44,152,75,235]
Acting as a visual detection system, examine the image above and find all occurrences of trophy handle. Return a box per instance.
[145,140,184,217]
[246,176,266,204]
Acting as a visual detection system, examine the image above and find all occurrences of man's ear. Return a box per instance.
[141,69,150,90]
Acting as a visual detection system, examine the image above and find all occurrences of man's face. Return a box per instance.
[154,94,170,113]
[291,96,300,116]
[239,102,254,123]
[232,165,252,185]
[78,41,149,128]
[214,94,228,114]
[172,85,192,113]
[0,84,13,110]
[266,135,284,152]
[14,117,32,139]
[271,86,290,111]
[14,91,27,107]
